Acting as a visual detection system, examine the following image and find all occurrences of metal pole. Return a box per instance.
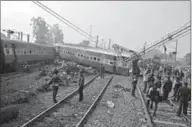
[109,39,111,50]
[96,35,98,48]
[89,25,92,43]
[175,39,178,62]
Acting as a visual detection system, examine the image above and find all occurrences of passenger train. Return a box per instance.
[0,38,133,75]
[0,38,56,73]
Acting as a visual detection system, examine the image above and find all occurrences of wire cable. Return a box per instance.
[124,24,191,62]
[32,1,97,45]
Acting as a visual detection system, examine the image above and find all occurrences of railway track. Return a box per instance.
[137,78,191,127]
[21,74,113,127]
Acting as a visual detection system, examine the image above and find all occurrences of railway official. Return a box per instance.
[177,82,191,116]
[48,68,62,103]
[78,70,85,102]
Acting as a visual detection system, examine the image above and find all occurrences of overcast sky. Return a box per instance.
[1,1,191,58]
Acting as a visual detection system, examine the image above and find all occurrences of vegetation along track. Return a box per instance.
[137,78,191,127]
[21,74,113,127]
[0,72,26,81]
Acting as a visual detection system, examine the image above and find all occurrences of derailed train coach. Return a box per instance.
[0,38,56,73]
[54,43,132,76]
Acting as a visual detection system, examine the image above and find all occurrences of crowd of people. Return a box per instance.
[131,62,191,117]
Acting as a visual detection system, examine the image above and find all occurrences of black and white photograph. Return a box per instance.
[0,1,191,127]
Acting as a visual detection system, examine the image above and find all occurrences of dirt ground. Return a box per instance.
[85,75,148,127]
[0,64,96,127]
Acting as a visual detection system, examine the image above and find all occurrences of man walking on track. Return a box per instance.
[177,82,191,116]
[78,70,85,102]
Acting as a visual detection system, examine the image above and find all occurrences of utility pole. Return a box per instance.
[108,39,111,50]
[20,32,23,41]
[96,35,98,48]
[175,39,178,62]
[27,34,30,43]
[89,25,92,43]
[102,38,104,49]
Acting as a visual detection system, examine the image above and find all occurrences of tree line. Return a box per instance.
[30,17,64,45]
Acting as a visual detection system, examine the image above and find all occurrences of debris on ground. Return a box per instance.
[0,104,19,124]
[113,84,130,92]
[106,101,115,108]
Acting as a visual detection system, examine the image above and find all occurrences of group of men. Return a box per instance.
[47,64,105,103]
[141,66,191,117]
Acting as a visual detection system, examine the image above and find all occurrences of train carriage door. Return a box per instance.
[0,39,5,73]
[113,56,116,73]
[11,43,17,71]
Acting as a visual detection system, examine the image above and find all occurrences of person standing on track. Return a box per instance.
[131,75,137,97]
[143,68,149,93]
[173,77,182,102]
[177,82,191,116]
[102,65,105,78]
[147,72,155,93]
[48,68,62,103]
[100,64,103,78]
[162,76,173,101]
[78,70,85,102]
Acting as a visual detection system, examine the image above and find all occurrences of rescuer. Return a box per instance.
[78,70,85,102]
[48,68,62,103]
[177,82,191,116]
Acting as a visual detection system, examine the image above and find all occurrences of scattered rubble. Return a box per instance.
[106,101,115,108]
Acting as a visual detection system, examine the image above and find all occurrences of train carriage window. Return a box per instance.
[97,58,100,61]
[24,50,26,54]
[94,57,97,61]
[90,57,92,60]
[30,50,32,54]
[81,54,83,57]
[5,44,7,48]
[78,54,80,57]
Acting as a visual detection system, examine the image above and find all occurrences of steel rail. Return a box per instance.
[76,76,113,127]
[21,74,99,127]
[169,99,191,124]
[137,85,154,127]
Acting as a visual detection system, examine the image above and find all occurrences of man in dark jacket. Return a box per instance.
[177,82,191,116]
[147,72,155,92]
[163,76,172,101]
[78,70,85,102]
[131,75,137,97]
[147,85,160,116]
[48,68,62,103]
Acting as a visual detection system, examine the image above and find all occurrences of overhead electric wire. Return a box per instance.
[32,1,97,44]
[144,30,190,57]
[124,23,191,62]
